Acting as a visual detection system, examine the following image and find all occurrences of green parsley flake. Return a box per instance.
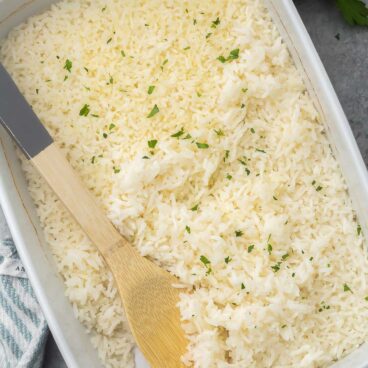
[357,224,362,236]
[109,76,114,84]
[147,104,159,118]
[271,262,281,272]
[103,133,108,139]
[217,55,227,63]
[84,67,89,73]
[235,230,243,237]
[193,19,197,25]
[91,114,99,118]
[91,156,96,164]
[113,166,120,174]
[36,89,39,94]
[200,255,211,275]
[217,48,239,63]
[196,142,209,149]
[316,186,323,192]
[206,33,212,39]
[102,6,106,11]
[63,76,68,81]
[184,46,191,50]
[63,59,72,73]
[171,128,184,138]
[121,50,126,57]
[267,243,273,255]
[248,244,255,253]
[79,104,90,116]
[242,88,248,93]
[185,226,191,234]
[191,204,199,211]
[224,150,230,162]
[250,128,255,133]
[226,174,232,180]
[273,196,278,201]
[343,283,353,293]
[148,85,155,95]
[256,148,266,153]
[282,253,289,261]
[107,37,112,44]
[109,123,116,130]
[214,129,224,136]
[281,325,286,329]
[241,283,245,290]
[147,140,158,148]
[312,180,316,185]
[224,256,232,264]
[211,17,220,28]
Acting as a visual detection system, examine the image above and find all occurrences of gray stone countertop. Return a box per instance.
[38,1,368,366]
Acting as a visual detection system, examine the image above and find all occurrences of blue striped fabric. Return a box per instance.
[0,208,48,368]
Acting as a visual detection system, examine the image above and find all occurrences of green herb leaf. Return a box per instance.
[196,142,209,149]
[113,166,120,174]
[217,55,227,63]
[191,204,199,211]
[336,0,368,25]
[224,150,230,162]
[224,256,232,264]
[107,37,112,44]
[250,128,255,133]
[148,85,155,94]
[228,48,239,60]
[148,139,158,148]
[211,17,220,28]
[200,255,211,275]
[185,225,191,234]
[267,243,273,255]
[171,128,185,138]
[206,33,212,39]
[357,224,362,236]
[343,283,353,293]
[214,129,224,136]
[256,148,266,153]
[103,133,108,139]
[109,123,116,130]
[273,196,278,201]
[248,244,255,253]
[271,262,281,272]
[282,253,289,261]
[91,156,96,164]
[235,230,243,237]
[63,59,72,73]
[193,19,197,25]
[241,283,245,290]
[147,104,159,118]
[121,50,126,57]
[183,46,191,50]
[226,174,232,180]
[79,104,90,116]
[242,88,248,93]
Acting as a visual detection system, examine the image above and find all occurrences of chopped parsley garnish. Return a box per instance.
[282,253,289,260]
[217,55,227,63]
[217,48,239,63]
[147,85,155,94]
[250,128,255,133]
[102,6,106,11]
[196,91,202,97]
[226,174,232,180]
[121,50,126,57]
[267,243,273,255]
[63,59,72,73]
[273,196,278,201]
[171,128,185,138]
[206,33,212,39]
[211,17,220,28]
[309,256,314,261]
[79,104,90,116]
[36,89,39,94]
[107,37,112,44]
[357,224,362,235]
[185,225,191,234]
[271,262,281,272]
[63,75,68,81]
[242,88,248,93]
[292,272,296,278]
[103,133,108,139]
[224,256,232,264]
[245,168,251,176]
[109,76,114,84]
[147,104,159,118]
[248,244,255,253]
[84,67,89,72]
[281,324,286,329]
[113,166,120,174]
[224,150,230,162]
[147,139,158,148]
[241,283,245,290]
[316,186,323,192]
[91,156,96,164]
[91,114,99,118]
[214,129,224,136]
[183,46,191,50]
[142,156,150,159]
[312,180,316,185]
[343,283,353,293]
[191,204,199,211]
[109,123,116,130]
[200,255,211,275]
[235,230,243,237]
[193,19,197,25]
[196,142,209,149]
[336,0,368,25]
[184,133,192,139]
[255,148,266,153]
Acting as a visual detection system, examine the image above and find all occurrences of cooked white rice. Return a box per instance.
[2,0,368,367]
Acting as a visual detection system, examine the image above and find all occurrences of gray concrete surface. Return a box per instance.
[38,1,367,367]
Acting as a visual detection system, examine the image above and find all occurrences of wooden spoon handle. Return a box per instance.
[32,142,126,256]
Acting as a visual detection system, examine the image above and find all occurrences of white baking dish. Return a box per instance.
[1,1,368,367]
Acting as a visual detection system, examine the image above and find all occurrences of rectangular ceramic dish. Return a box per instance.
[1,1,368,367]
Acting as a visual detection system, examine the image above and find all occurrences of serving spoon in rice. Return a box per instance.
[0,63,188,367]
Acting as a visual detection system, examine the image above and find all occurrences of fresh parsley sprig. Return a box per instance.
[336,0,368,25]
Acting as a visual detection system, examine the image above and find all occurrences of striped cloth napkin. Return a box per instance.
[0,207,48,368]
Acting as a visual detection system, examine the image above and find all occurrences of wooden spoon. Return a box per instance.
[0,63,187,367]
